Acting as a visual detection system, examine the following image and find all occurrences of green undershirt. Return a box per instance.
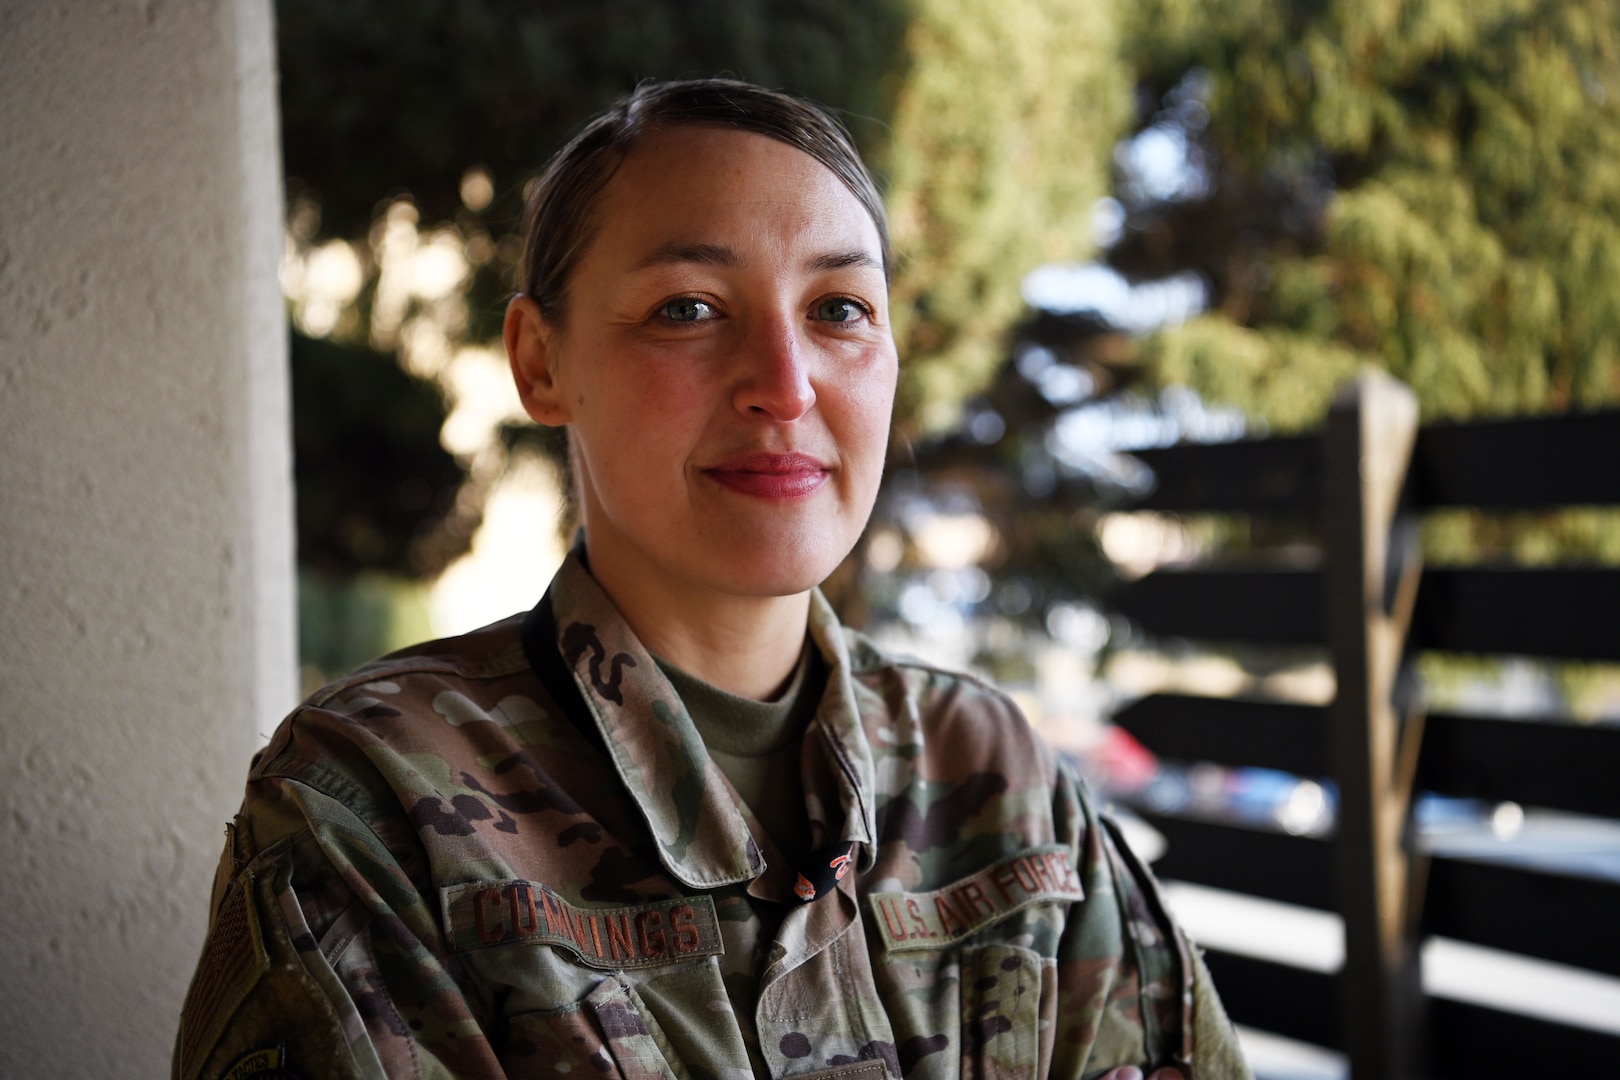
[655,644,826,1076]
[654,641,824,856]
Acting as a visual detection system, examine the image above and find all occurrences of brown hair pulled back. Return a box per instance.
[517,78,891,323]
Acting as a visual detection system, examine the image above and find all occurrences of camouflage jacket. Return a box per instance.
[175,552,1249,1080]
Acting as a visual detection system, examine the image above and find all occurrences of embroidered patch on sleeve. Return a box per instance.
[869,845,1085,952]
[218,1044,299,1080]
[441,879,723,969]
[176,873,271,1078]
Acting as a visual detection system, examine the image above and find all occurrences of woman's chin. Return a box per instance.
[683,534,849,599]
[701,555,840,600]
[588,507,862,603]
[677,516,857,594]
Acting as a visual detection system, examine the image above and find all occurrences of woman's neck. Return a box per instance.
[582,536,813,701]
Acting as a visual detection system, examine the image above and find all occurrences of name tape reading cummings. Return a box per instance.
[442,880,723,969]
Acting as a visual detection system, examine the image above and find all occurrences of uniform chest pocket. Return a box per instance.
[867,847,1082,1080]
[960,944,1053,1080]
[874,938,1055,1080]
[440,880,755,1078]
[502,960,760,1080]
[504,975,678,1080]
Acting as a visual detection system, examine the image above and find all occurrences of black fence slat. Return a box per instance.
[1118,701,1620,817]
[1113,693,1328,777]
[1103,405,1620,1072]
[1128,435,1320,514]
[1412,410,1620,510]
[1410,567,1620,661]
[1419,713,1620,818]
[1197,949,1338,1050]
[1135,810,1336,910]
[1107,567,1325,647]
[1194,950,1620,1073]
[1427,997,1620,1077]
[1424,856,1620,977]
[1109,566,1620,660]
[1125,410,1620,514]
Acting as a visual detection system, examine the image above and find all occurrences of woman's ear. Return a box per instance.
[505,295,570,426]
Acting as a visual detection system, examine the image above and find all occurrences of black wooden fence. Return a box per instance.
[1103,373,1620,1079]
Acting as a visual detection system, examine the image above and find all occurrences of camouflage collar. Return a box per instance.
[804,586,878,872]
[538,552,877,890]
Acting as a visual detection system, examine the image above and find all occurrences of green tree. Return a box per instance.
[290,331,472,579]
[1113,0,1620,427]
[289,330,469,680]
[882,0,1130,434]
[1095,0,1620,714]
[278,0,909,237]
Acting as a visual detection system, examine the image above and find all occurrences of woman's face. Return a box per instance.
[510,126,898,603]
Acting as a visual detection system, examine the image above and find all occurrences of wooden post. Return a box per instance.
[1323,372,1425,1079]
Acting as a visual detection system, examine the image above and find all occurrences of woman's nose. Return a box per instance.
[732,317,816,422]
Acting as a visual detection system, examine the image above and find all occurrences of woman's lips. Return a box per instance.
[702,452,830,500]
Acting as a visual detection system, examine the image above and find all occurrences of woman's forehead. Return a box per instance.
[590,126,884,265]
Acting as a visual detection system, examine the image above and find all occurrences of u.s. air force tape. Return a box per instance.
[869,845,1085,952]
[441,879,723,969]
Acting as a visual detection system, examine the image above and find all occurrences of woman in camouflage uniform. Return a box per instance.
[174,79,1246,1080]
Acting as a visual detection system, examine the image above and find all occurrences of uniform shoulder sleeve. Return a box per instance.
[175,729,502,1080]
[173,853,378,1080]
[1047,757,1253,1080]
[1188,940,1252,1080]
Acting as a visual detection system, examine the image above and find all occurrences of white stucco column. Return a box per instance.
[0,2,295,1075]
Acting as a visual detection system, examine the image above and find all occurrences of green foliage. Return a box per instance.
[297,569,436,687]
[884,0,1131,433]
[1123,0,1620,422]
[1422,506,1620,565]
[1149,316,1364,431]
[291,330,473,579]
[278,0,909,238]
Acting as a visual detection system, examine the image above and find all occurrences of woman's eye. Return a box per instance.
[660,298,716,323]
[814,297,865,323]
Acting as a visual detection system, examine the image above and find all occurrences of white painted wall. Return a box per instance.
[0,1,295,1075]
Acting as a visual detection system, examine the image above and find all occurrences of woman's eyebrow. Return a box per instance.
[630,241,743,271]
[806,250,883,273]
[628,243,882,275]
